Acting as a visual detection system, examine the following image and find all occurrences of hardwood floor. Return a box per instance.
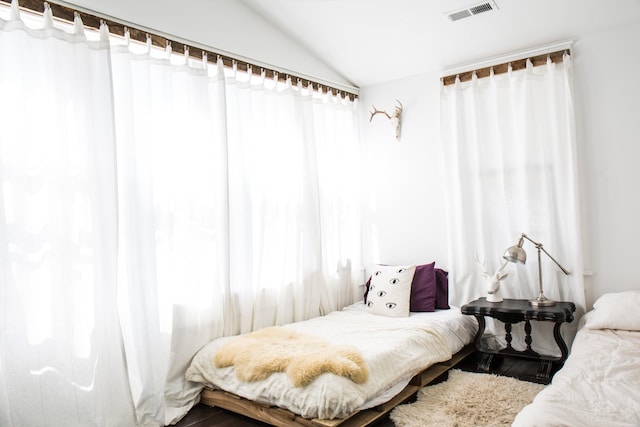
[171,351,544,426]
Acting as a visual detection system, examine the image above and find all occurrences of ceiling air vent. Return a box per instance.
[447,1,498,21]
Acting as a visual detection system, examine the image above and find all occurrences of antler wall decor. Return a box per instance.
[369,99,403,140]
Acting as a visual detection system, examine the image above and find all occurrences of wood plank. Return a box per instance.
[201,390,319,427]
[200,385,421,427]
[409,344,475,386]
[199,345,475,427]
[333,385,420,427]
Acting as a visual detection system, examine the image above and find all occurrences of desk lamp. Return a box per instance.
[503,233,570,306]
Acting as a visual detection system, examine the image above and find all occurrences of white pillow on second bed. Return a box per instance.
[583,290,640,331]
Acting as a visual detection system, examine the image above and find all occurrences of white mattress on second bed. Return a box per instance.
[513,313,640,427]
[185,302,477,419]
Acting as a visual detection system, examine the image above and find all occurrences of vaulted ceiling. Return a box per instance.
[239,0,640,87]
[55,0,640,88]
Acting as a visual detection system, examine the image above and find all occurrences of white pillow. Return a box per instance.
[583,291,640,331]
[363,264,416,317]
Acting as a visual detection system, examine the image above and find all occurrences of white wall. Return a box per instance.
[60,0,353,90]
[359,73,447,270]
[360,22,640,308]
[573,22,640,307]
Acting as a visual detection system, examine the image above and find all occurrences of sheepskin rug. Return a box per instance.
[390,369,545,427]
[214,326,368,387]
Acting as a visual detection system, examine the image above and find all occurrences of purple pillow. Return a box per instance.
[435,268,450,309]
[409,262,437,312]
[363,262,437,312]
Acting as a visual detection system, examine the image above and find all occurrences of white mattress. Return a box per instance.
[185,302,477,419]
[513,314,640,427]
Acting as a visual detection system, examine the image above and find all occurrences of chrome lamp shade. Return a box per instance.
[503,233,570,306]
[503,244,527,265]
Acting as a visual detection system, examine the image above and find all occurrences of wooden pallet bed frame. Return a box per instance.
[199,344,475,427]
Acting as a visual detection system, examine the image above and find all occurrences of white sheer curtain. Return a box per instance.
[223,73,362,335]
[0,2,362,426]
[113,57,362,424]
[441,55,585,355]
[110,43,230,424]
[0,4,136,427]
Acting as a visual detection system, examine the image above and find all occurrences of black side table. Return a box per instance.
[461,297,575,383]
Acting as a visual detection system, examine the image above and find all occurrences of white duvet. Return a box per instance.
[185,302,476,419]
[513,315,640,427]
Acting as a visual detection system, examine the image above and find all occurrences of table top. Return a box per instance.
[461,298,576,323]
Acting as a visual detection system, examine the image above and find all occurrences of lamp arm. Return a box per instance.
[539,246,570,275]
[520,233,570,275]
[520,233,540,247]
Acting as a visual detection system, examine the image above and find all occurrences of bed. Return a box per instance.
[513,291,640,427]
[185,263,477,426]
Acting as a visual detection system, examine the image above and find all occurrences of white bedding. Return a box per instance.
[185,302,476,419]
[513,313,640,427]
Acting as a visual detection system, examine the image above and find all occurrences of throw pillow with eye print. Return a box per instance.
[364,264,416,317]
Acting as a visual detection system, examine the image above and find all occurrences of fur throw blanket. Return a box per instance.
[214,326,369,387]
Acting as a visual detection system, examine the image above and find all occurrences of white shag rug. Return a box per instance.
[390,369,546,427]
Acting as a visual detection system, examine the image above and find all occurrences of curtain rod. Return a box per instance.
[2,0,359,101]
[441,48,571,86]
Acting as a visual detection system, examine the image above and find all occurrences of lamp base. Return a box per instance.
[530,294,556,307]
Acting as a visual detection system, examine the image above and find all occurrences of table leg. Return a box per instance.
[524,320,533,352]
[473,315,486,347]
[536,360,553,383]
[478,353,494,373]
[472,315,493,372]
[504,323,513,350]
[553,322,569,363]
